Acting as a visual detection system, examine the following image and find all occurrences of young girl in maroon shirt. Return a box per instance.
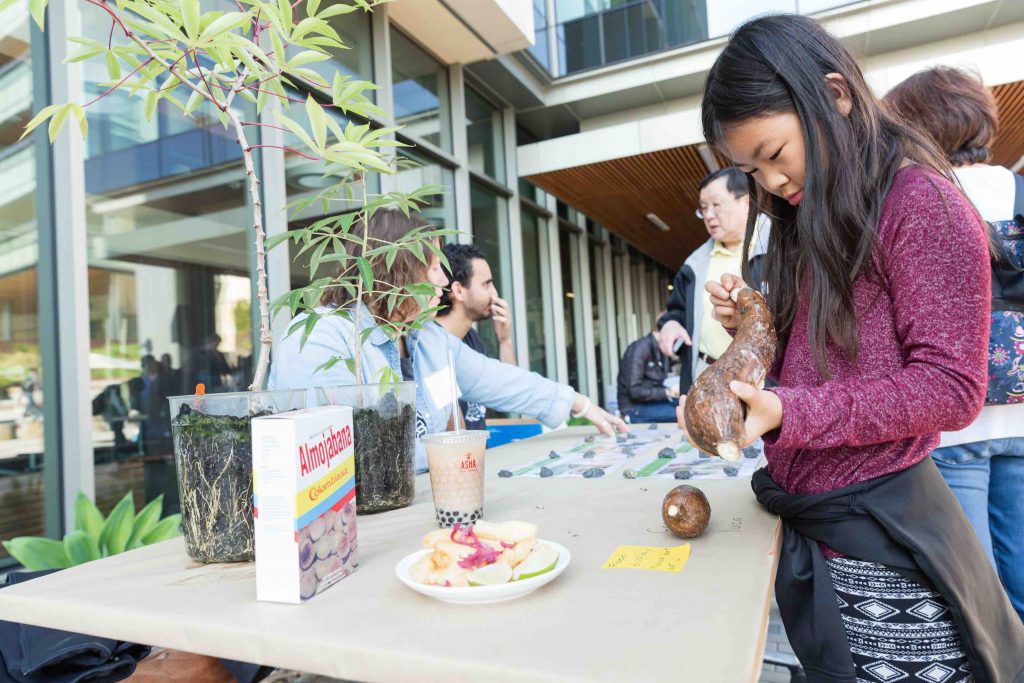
[687,13,1024,682]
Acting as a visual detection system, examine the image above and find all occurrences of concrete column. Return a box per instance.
[449,65,472,244]
[40,0,94,522]
[503,108,529,369]
[545,194,568,385]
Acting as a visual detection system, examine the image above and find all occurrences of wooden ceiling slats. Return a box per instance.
[530,80,1024,270]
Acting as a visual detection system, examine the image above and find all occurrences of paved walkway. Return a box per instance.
[759,599,799,682]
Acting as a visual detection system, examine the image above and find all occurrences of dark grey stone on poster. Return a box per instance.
[648,423,658,430]
[743,445,761,459]
[539,467,554,478]
[582,450,596,459]
[616,436,628,444]
[724,466,739,477]
[674,469,693,480]
[657,447,675,459]
[582,467,605,478]
[498,469,513,478]
[548,450,561,459]
[622,469,638,479]
[698,450,710,459]
[584,435,596,443]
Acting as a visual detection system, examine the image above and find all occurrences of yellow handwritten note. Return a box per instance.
[602,544,691,573]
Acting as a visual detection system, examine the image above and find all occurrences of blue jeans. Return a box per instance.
[932,438,1024,624]
[625,400,678,424]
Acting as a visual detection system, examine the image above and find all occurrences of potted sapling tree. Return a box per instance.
[273,180,454,513]
[24,0,426,560]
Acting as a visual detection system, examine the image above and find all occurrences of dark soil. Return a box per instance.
[352,391,416,514]
[171,406,267,563]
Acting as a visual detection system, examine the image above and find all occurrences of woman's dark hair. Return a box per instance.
[884,67,998,166]
[321,208,435,322]
[698,166,750,197]
[701,14,953,376]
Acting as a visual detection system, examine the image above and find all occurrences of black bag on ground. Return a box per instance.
[0,571,151,683]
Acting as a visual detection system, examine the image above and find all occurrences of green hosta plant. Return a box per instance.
[2,492,181,570]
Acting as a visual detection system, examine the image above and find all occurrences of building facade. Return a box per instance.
[2,0,1023,561]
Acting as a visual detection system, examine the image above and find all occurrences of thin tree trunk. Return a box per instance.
[125,20,273,390]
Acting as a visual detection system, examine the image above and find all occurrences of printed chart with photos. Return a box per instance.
[497,426,765,481]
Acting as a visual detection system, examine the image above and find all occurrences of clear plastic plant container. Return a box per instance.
[316,382,417,514]
[168,389,304,563]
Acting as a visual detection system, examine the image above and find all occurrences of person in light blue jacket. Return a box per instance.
[268,209,627,471]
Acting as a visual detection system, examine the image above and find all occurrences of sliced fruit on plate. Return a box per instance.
[512,543,559,580]
[467,562,513,586]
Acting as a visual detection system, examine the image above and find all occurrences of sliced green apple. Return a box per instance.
[513,543,559,580]
[467,562,513,586]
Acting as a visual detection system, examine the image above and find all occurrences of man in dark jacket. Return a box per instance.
[657,167,769,394]
[617,322,678,423]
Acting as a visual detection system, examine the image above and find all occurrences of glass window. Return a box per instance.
[560,228,580,391]
[279,87,371,229]
[631,256,647,334]
[396,149,456,234]
[470,181,511,358]
[520,210,549,377]
[555,0,709,76]
[300,11,374,90]
[528,0,551,71]
[83,10,255,514]
[614,251,630,352]
[464,87,505,182]
[560,14,601,74]
[0,5,48,561]
[588,234,605,404]
[391,28,452,152]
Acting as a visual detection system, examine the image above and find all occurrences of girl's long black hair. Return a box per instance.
[701,14,953,377]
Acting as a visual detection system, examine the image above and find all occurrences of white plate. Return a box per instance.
[395,540,571,605]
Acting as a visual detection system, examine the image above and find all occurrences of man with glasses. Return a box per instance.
[657,167,769,393]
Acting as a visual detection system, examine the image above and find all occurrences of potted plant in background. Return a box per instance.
[272,182,453,513]
[23,0,438,560]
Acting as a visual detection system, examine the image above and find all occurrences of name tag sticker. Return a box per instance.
[423,366,462,410]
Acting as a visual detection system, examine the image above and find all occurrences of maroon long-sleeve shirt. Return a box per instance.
[761,165,990,496]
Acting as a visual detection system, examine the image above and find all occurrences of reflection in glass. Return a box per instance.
[521,211,550,377]
[391,28,452,151]
[528,0,551,71]
[83,7,255,515]
[299,10,374,89]
[464,87,505,182]
[396,149,456,233]
[556,0,709,76]
[470,182,511,358]
[81,9,243,193]
[0,4,46,560]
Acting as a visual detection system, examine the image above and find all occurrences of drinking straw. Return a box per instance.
[447,349,460,434]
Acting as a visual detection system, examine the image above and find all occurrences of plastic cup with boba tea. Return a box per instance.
[422,430,489,528]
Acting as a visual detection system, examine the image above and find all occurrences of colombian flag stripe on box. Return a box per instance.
[296,455,355,529]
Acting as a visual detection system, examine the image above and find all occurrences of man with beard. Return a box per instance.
[436,244,516,430]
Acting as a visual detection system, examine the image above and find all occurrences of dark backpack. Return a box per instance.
[985,172,1024,405]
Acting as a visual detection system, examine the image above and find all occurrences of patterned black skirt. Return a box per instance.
[825,557,972,682]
